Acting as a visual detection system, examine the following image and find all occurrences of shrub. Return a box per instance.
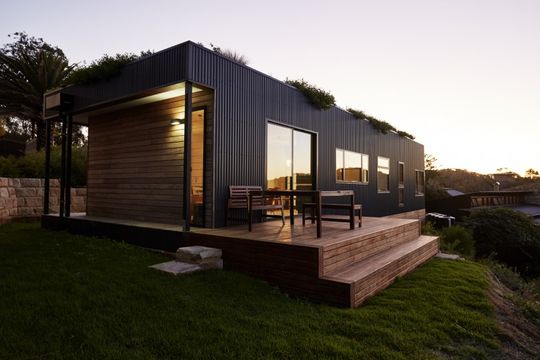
[347,107,415,139]
[440,225,475,257]
[0,147,87,186]
[421,221,438,236]
[464,208,540,277]
[396,130,415,140]
[285,79,336,110]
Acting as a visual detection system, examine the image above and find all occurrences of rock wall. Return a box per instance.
[0,177,86,223]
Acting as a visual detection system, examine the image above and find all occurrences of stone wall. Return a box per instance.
[0,177,86,223]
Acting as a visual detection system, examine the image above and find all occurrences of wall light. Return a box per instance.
[171,118,185,125]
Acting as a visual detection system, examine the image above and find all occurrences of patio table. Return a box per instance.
[256,189,355,238]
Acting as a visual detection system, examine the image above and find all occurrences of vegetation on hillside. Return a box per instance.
[464,208,540,278]
[0,222,502,359]
[0,147,87,186]
[424,154,540,201]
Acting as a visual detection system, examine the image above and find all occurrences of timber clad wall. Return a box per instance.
[87,89,214,226]
[87,97,184,224]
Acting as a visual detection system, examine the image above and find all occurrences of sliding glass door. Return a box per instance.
[267,122,315,215]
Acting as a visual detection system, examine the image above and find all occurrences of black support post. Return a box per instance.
[182,82,193,231]
[65,113,73,217]
[59,112,67,218]
[43,119,52,215]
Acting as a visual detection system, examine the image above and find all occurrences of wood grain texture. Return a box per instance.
[86,89,214,225]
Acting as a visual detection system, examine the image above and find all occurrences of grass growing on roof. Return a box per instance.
[0,223,501,359]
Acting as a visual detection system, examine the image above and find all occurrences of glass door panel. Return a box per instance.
[293,131,312,190]
[267,123,314,217]
[267,123,293,190]
[190,109,205,226]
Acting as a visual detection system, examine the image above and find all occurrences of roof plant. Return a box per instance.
[285,79,336,110]
[209,43,249,65]
[65,51,153,86]
[347,107,415,140]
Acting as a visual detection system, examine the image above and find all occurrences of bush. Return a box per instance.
[0,147,87,186]
[464,208,540,277]
[421,221,438,236]
[440,225,474,257]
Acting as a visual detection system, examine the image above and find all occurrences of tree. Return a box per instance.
[525,168,539,178]
[425,153,438,171]
[0,32,75,149]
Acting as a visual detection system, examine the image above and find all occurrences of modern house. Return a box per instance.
[42,41,438,307]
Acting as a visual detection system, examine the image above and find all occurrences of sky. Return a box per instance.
[2,0,539,175]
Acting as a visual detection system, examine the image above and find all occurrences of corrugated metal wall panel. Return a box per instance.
[187,43,425,227]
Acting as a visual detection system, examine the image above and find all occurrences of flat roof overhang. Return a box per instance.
[44,81,209,125]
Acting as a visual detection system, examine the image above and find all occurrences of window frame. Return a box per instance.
[398,161,405,206]
[335,148,369,184]
[377,156,391,194]
[415,170,425,196]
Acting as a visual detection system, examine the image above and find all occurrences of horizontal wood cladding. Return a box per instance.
[86,89,214,226]
[87,97,185,225]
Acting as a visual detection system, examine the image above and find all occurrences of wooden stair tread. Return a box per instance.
[323,235,439,283]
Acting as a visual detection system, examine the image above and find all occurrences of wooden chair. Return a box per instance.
[226,186,285,230]
[302,201,362,229]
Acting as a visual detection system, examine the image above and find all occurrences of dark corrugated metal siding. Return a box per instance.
[59,41,425,228]
[187,43,425,226]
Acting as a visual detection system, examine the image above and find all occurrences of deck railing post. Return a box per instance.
[65,113,73,217]
[59,112,67,218]
[43,119,52,215]
[183,81,193,231]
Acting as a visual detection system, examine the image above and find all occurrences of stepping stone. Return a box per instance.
[435,252,463,260]
[149,261,202,275]
[176,245,222,265]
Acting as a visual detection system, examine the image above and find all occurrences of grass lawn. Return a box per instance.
[0,223,501,359]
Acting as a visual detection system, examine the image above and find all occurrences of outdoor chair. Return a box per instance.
[226,185,285,230]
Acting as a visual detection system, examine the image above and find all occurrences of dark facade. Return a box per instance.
[44,41,425,228]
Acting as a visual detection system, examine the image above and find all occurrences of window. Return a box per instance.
[336,149,368,183]
[398,162,404,206]
[377,156,390,193]
[416,170,425,196]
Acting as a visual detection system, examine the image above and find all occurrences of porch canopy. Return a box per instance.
[42,41,210,231]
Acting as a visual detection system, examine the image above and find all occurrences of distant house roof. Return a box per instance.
[443,188,464,197]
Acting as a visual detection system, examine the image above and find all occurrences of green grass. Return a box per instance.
[0,223,501,359]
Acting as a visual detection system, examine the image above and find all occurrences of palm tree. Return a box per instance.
[0,32,74,149]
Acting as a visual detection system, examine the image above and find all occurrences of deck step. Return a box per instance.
[321,219,420,276]
[323,235,439,307]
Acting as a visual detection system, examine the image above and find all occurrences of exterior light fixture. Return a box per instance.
[171,118,184,125]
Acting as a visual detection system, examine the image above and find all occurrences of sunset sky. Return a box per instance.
[3,0,539,175]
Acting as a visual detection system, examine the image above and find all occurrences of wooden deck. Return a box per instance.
[190,216,439,307]
[42,214,439,307]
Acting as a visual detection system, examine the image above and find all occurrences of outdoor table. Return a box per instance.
[258,189,355,238]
